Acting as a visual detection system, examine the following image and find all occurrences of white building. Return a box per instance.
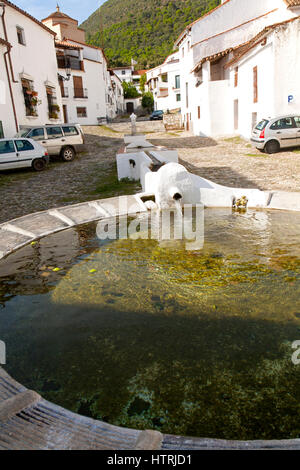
[112,66,135,85]
[0,0,63,137]
[147,52,181,111]
[42,6,123,125]
[110,70,125,116]
[146,52,181,112]
[159,0,300,138]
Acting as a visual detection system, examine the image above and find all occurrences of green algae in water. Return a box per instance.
[0,209,299,440]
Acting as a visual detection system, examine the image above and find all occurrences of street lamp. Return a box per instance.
[58,67,71,82]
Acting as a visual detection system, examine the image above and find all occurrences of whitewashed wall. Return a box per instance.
[191,0,295,63]
[147,53,181,112]
[0,44,17,137]
[0,4,62,136]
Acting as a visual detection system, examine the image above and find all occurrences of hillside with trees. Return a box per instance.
[81,0,220,68]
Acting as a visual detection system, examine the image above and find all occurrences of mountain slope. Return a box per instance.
[81,0,220,68]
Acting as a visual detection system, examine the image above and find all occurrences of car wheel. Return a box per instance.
[265,140,280,154]
[32,158,46,171]
[61,146,76,162]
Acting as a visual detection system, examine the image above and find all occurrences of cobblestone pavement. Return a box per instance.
[0,126,133,224]
[146,131,300,192]
[1,121,300,224]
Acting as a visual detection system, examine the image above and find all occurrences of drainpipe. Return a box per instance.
[3,43,18,132]
[0,2,18,83]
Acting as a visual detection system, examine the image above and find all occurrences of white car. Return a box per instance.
[251,115,300,153]
[0,138,49,171]
[17,124,85,162]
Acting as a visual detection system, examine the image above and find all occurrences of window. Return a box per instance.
[255,120,269,131]
[46,86,59,119]
[270,118,295,130]
[234,67,238,87]
[253,66,258,103]
[122,70,126,75]
[176,93,181,102]
[175,75,180,89]
[28,128,45,141]
[198,106,201,119]
[186,82,189,108]
[46,127,63,139]
[182,47,184,58]
[15,140,34,152]
[22,78,38,117]
[0,122,3,139]
[187,41,190,52]
[294,117,300,128]
[0,141,15,155]
[77,107,87,118]
[16,26,26,45]
[62,126,79,136]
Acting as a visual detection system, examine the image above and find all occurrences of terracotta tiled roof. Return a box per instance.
[42,6,77,24]
[191,46,237,73]
[132,70,148,76]
[3,1,56,36]
[55,40,83,50]
[224,16,300,69]
[191,15,300,73]
[284,0,300,6]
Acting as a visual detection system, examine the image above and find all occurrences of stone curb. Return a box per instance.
[135,430,163,450]
[0,390,41,423]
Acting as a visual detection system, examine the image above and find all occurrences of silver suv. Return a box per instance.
[251,115,300,154]
[16,124,85,161]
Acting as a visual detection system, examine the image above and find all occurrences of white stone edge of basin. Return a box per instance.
[0,194,148,260]
[2,190,300,260]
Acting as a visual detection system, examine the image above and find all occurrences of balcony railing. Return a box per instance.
[74,88,88,99]
[57,56,84,71]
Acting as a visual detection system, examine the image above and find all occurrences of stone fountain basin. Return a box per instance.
[0,195,300,450]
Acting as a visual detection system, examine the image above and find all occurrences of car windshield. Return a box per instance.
[255,120,269,131]
[15,130,30,138]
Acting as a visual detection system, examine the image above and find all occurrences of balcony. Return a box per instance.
[57,56,84,71]
[74,88,88,99]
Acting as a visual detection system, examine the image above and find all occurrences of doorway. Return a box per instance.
[126,102,134,114]
[63,105,68,124]
[234,100,239,130]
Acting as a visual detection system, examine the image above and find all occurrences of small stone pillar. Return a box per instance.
[130,113,137,136]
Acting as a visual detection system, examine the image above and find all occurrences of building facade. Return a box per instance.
[146,52,180,112]
[152,0,300,138]
[0,1,63,137]
[0,2,124,137]
[42,6,123,125]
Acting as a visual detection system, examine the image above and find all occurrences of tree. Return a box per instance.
[122,81,140,99]
[142,92,154,112]
[139,73,147,93]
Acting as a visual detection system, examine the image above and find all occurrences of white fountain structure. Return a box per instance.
[117,134,271,211]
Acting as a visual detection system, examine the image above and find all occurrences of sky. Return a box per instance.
[12,0,106,24]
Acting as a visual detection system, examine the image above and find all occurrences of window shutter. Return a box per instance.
[253,66,258,103]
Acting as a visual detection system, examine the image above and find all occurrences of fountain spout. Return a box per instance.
[155,163,198,209]
[170,187,183,202]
